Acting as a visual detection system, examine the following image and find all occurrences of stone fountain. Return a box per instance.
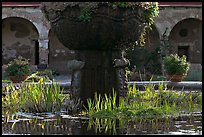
[41,2,153,106]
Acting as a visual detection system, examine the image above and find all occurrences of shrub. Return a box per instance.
[163,54,190,75]
[5,56,31,78]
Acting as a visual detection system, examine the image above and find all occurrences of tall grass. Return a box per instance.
[2,79,67,121]
[87,118,117,135]
[84,90,117,117]
[84,81,202,119]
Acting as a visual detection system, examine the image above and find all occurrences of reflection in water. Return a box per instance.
[2,113,202,135]
[87,118,118,135]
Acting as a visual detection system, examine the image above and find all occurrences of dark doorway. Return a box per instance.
[178,46,189,61]
[48,40,50,64]
[35,40,39,65]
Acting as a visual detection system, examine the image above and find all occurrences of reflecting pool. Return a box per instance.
[2,112,202,135]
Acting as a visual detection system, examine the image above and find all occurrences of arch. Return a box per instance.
[126,24,162,75]
[2,17,40,65]
[144,24,161,51]
[169,18,202,64]
[2,10,50,41]
[2,7,51,65]
[2,15,42,37]
[154,6,202,38]
[153,23,164,40]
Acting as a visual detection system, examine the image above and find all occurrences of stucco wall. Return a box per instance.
[48,30,76,74]
[2,17,38,64]
[169,18,202,63]
[2,5,202,75]
[154,6,202,65]
[155,6,202,37]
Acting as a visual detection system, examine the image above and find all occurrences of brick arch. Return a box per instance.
[169,18,202,64]
[154,7,202,38]
[169,17,202,35]
[144,24,160,51]
[2,12,50,41]
[2,16,41,37]
[2,8,51,64]
[2,17,41,65]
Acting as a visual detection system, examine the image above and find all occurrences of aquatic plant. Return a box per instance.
[62,97,82,114]
[84,90,117,117]
[2,79,68,120]
[84,82,202,119]
[87,118,117,135]
[26,69,54,82]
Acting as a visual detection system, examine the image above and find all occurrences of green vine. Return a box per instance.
[42,7,50,21]
[78,6,93,22]
[111,2,129,8]
[77,2,159,47]
[78,2,129,22]
[43,2,159,46]
[139,3,159,46]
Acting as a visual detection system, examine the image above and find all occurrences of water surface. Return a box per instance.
[2,112,202,135]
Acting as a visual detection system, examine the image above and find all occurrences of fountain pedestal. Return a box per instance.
[41,2,147,105]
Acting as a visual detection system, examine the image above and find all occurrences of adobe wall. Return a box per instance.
[2,5,202,75]
[2,7,50,65]
[155,6,202,64]
[2,7,76,74]
[155,6,202,37]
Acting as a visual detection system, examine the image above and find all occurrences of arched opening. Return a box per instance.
[169,18,202,64]
[126,24,161,76]
[2,17,39,65]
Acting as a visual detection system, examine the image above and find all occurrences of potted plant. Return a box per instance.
[5,56,31,83]
[163,54,190,82]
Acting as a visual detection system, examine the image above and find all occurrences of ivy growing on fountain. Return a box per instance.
[42,2,159,47]
[78,2,159,46]
[139,3,159,46]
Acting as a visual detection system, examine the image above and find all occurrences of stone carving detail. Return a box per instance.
[41,3,146,51]
[113,51,130,97]
[67,60,85,99]
[42,3,147,106]
[160,27,170,57]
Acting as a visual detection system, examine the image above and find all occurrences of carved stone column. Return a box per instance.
[38,39,49,65]
[77,50,116,106]
[113,52,130,98]
[67,59,85,99]
[69,50,130,106]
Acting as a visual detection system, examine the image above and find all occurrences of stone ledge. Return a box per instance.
[128,81,202,90]
[2,81,202,90]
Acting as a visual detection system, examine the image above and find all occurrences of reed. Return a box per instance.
[2,79,67,119]
[84,81,202,119]
[87,118,117,135]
